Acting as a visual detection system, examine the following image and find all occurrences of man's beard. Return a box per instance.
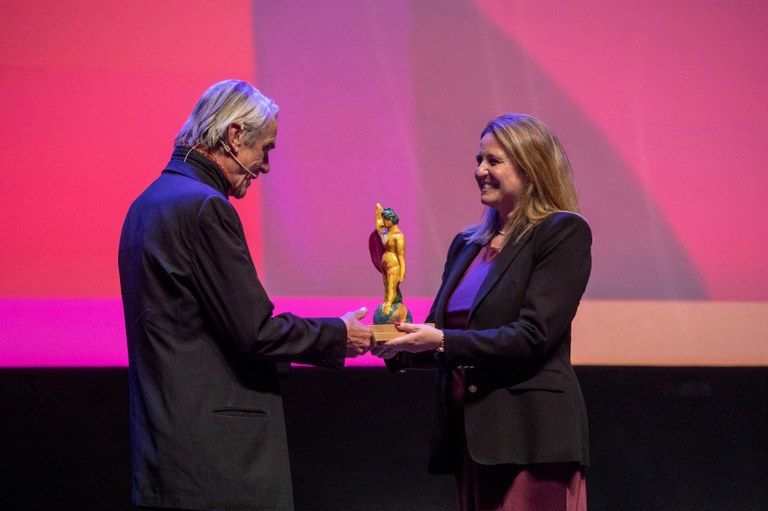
[231,181,249,199]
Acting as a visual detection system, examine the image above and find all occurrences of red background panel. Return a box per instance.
[0,0,263,296]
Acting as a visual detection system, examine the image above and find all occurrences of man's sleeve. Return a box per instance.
[191,195,346,368]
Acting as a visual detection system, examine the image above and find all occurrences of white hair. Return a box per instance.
[175,79,279,149]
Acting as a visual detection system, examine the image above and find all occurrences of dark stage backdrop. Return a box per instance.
[2,367,766,510]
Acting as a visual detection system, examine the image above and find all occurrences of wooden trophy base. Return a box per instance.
[371,323,435,342]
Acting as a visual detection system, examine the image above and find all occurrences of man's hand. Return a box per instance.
[340,307,374,357]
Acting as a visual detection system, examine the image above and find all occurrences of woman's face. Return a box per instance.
[475,132,524,217]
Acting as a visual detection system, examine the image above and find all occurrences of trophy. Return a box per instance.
[369,203,416,341]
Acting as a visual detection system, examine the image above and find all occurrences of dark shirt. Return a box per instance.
[445,244,497,329]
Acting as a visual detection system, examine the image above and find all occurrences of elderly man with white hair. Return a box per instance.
[119,80,373,510]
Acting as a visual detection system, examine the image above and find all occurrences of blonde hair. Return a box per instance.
[464,113,579,245]
[175,80,279,150]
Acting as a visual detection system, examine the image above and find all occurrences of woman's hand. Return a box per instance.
[372,323,443,359]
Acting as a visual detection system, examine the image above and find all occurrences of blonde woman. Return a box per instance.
[376,114,592,510]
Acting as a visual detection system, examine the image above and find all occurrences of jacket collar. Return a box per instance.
[163,146,232,197]
[434,230,534,325]
[469,230,533,319]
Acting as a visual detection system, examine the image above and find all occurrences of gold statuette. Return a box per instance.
[369,203,423,341]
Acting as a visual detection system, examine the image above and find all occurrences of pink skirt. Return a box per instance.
[456,456,587,511]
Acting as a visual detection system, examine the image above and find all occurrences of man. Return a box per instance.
[118,80,373,510]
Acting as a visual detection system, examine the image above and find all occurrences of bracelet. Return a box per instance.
[436,332,445,353]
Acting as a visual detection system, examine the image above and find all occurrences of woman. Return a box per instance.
[374,114,592,510]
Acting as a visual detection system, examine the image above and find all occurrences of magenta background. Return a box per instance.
[1,0,766,366]
[0,297,433,367]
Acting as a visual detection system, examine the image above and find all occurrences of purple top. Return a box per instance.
[444,245,497,329]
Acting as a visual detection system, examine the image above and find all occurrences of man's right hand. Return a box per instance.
[340,307,374,357]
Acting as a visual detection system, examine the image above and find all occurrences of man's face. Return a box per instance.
[229,120,277,199]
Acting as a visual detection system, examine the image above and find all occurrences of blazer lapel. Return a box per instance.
[434,242,482,325]
[469,230,534,320]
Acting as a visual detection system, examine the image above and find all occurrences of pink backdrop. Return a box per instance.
[1,0,766,366]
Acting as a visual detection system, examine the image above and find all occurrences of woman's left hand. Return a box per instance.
[372,323,443,359]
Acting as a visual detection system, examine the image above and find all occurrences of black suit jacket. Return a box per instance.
[118,147,346,510]
[391,212,591,473]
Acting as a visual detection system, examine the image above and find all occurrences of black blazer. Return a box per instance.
[391,212,591,473]
[118,147,346,510]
